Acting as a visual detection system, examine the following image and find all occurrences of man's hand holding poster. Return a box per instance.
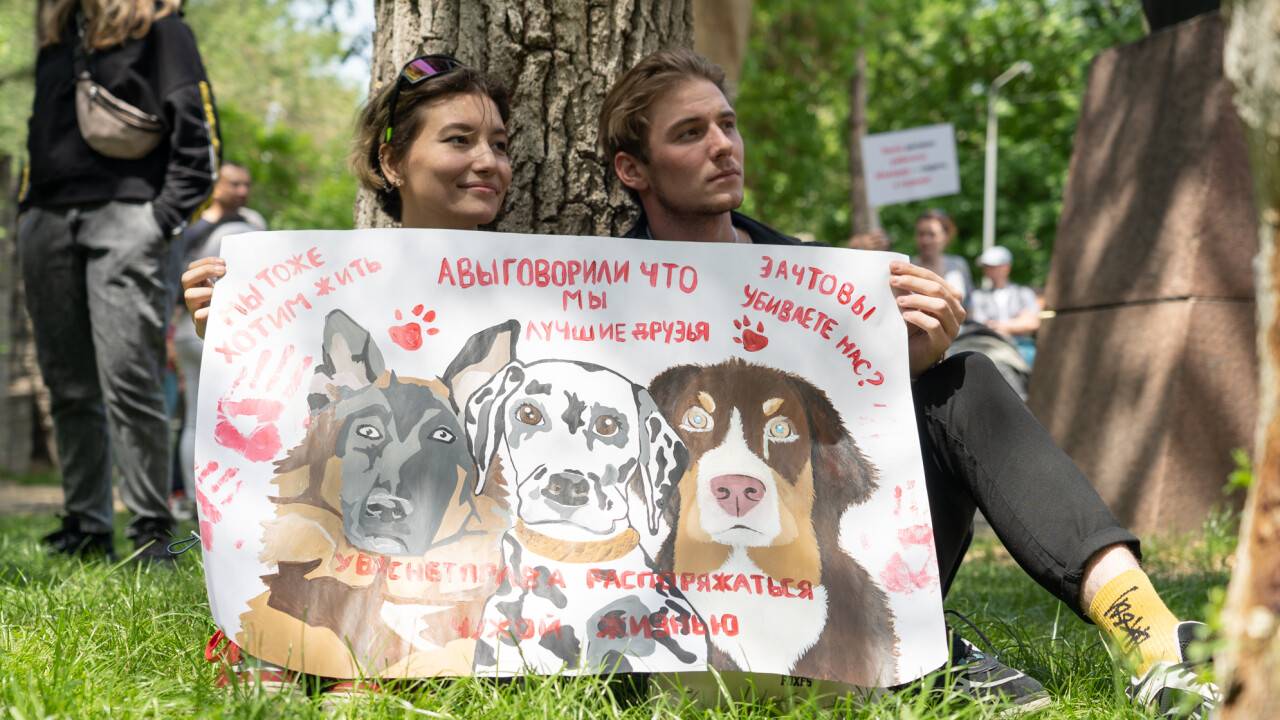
[196,230,947,687]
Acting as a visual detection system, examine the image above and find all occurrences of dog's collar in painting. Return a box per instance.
[513,521,641,564]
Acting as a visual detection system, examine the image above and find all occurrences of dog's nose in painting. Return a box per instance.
[365,491,413,522]
[542,473,591,507]
[711,474,766,517]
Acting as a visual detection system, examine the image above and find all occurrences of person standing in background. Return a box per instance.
[18,0,220,563]
[912,209,974,307]
[171,163,265,520]
[968,245,1040,365]
[180,162,265,248]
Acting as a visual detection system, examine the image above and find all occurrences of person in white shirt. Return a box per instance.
[968,245,1040,364]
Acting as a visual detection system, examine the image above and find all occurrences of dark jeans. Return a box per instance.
[915,352,1139,619]
[18,201,174,536]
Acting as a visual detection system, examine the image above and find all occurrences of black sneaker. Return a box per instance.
[939,613,1052,716]
[127,517,177,566]
[41,516,117,560]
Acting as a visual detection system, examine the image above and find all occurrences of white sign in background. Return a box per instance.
[861,123,961,207]
[195,229,947,687]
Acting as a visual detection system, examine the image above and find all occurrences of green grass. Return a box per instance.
[0,512,1232,719]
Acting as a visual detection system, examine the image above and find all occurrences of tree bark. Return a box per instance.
[1219,2,1280,718]
[692,0,752,100]
[355,0,693,235]
[847,47,877,236]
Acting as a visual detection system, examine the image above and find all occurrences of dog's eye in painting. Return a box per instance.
[516,403,544,426]
[429,427,456,443]
[592,415,620,436]
[680,406,714,432]
[766,417,797,442]
[355,424,383,441]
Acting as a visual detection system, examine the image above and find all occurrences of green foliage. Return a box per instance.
[0,4,35,163]
[217,103,355,230]
[1227,447,1254,493]
[183,0,362,230]
[183,0,361,151]
[736,0,1145,286]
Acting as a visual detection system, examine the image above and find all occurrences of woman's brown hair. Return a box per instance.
[39,0,181,50]
[915,208,957,241]
[350,65,510,223]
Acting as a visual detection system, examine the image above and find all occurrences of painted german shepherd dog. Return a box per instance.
[238,311,518,678]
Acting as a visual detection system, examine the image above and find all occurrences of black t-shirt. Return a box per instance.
[622,210,803,246]
[20,13,220,234]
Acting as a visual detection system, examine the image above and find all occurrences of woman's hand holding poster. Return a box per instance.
[196,229,947,688]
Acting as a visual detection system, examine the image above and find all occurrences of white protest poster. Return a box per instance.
[861,123,961,207]
[195,229,947,687]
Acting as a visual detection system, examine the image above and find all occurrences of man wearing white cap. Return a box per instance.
[970,245,1040,364]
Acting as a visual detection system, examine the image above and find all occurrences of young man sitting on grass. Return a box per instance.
[597,48,1218,718]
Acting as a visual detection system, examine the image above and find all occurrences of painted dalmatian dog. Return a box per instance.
[464,358,709,675]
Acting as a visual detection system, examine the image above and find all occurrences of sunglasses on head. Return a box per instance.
[383,54,468,144]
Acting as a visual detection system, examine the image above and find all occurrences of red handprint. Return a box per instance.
[880,523,938,594]
[214,345,312,462]
[195,461,241,550]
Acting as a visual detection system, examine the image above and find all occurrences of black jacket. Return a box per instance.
[622,210,803,246]
[19,12,220,236]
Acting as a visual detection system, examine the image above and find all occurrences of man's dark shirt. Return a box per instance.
[623,210,802,246]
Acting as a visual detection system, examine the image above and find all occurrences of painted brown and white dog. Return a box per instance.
[464,359,708,675]
[649,358,898,686]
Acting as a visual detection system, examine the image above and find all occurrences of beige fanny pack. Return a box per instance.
[73,12,166,159]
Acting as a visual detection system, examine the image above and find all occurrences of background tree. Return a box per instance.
[1219,0,1280,715]
[355,0,693,234]
[736,0,1144,285]
[183,0,362,229]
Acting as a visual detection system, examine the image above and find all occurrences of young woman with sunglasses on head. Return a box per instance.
[187,56,512,691]
[182,56,511,337]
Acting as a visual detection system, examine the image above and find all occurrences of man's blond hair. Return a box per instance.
[598,48,727,163]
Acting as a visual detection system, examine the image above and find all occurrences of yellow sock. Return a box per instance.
[1086,569,1181,675]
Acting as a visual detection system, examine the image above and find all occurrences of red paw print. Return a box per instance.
[388,304,438,351]
[214,345,313,463]
[732,315,769,352]
[195,461,241,550]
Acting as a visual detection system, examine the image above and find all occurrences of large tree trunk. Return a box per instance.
[355,0,693,235]
[1218,1,1280,718]
[692,0,752,99]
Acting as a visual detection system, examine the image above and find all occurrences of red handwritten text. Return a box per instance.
[834,335,885,387]
[525,320,709,344]
[742,284,838,339]
[437,258,630,289]
[758,255,877,320]
[562,289,608,311]
[639,261,698,293]
[229,247,326,316]
[311,257,383,298]
[587,569,815,600]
